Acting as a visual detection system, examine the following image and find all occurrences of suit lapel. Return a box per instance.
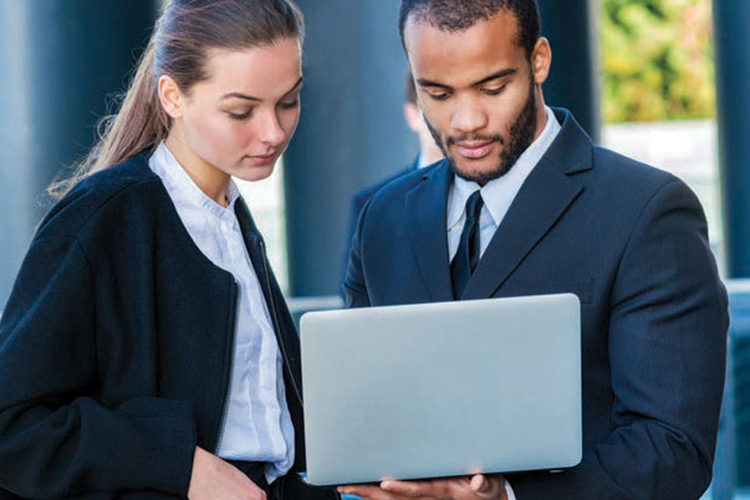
[405,163,454,303]
[462,109,593,300]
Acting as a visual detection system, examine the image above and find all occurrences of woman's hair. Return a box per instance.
[49,0,304,199]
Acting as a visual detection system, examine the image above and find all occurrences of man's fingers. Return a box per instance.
[381,477,471,498]
[339,484,408,500]
[470,474,505,498]
[339,475,505,500]
[380,479,432,497]
[470,475,487,493]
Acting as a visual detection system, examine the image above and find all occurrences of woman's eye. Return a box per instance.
[279,99,300,110]
[228,110,253,120]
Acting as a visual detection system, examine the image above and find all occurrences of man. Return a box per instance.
[341,73,443,286]
[341,1,728,499]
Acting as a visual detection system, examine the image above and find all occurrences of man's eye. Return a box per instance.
[484,85,506,95]
[427,92,450,101]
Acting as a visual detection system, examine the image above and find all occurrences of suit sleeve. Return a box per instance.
[343,196,373,309]
[0,236,197,498]
[511,180,728,500]
[340,191,370,296]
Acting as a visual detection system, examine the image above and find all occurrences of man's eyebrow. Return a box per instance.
[416,78,451,90]
[221,76,304,102]
[417,69,518,91]
[471,68,517,86]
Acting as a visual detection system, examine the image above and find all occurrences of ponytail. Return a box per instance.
[48,0,304,200]
[48,40,170,199]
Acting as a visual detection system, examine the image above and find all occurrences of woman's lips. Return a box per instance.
[245,152,278,166]
[455,142,494,159]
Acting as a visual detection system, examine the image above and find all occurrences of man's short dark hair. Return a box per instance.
[399,0,541,59]
[405,71,418,105]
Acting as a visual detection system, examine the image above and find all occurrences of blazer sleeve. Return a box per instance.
[0,235,197,498]
[343,197,373,309]
[340,190,371,296]
[511,180,728,500]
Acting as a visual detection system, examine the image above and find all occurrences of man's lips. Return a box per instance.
[455,141,494,159]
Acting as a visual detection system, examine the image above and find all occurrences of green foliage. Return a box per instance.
[600,0,715,123]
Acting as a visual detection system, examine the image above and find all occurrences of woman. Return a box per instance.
[0,1,336,499]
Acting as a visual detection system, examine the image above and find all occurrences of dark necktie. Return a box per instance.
[451,190,484,300]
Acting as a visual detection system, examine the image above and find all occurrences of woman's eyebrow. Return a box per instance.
[221,76,304,102]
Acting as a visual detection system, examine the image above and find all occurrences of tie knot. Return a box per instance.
[465,190,484,221]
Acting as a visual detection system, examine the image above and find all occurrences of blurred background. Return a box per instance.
[0,1,748,498]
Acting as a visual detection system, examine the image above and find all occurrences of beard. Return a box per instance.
[425,76,539,185]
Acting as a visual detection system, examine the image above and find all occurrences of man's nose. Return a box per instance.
[450,97,489,135]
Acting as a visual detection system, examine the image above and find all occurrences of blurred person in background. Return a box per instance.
[341,0,728,499]
[0,1,336,499]
[341,72,442,288]
[403,72,445,172]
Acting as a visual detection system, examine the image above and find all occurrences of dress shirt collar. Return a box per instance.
[150,142,240,221]
[447,106,562,230]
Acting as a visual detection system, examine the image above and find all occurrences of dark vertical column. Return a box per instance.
[0,0,159,308]
[283,0,417,296]
[0,2,33,311]
[713,4,750,498]
[713,0,750,280]
[537,0,601,141]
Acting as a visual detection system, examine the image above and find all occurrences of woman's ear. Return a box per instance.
[158,75,184,119]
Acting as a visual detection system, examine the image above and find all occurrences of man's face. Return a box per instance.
[404,10,549,184]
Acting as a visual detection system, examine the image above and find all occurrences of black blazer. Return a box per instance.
[0,155,335,499]
[344,108,729,499]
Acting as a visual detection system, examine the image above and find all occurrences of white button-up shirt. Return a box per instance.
[447,106,561,261]
[445,107,561,500]
[149,143,295,484]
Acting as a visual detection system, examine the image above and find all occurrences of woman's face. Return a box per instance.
[170,38,303,182]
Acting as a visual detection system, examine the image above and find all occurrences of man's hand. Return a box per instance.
[187,446,267,500]
[338,474,507,500]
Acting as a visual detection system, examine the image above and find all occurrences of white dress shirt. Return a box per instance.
[447,106,562,261]
[149,143,295,484]
[445,107,561,500]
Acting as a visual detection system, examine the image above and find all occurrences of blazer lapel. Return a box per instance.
[462,109,593,300]
[404,162,454,303]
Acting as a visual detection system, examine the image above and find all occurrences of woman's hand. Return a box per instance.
[187,446,267,500]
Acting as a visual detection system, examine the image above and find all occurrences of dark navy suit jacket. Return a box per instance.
[344,109,728,499]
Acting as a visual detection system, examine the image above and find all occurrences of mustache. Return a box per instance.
[445,134,505,147]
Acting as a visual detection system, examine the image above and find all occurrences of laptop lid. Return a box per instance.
[300,294,582,486]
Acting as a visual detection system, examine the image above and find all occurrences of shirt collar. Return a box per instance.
[447,106,561,229]
[149,142,240,220]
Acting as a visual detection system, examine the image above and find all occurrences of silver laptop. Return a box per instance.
[300,294,582,486]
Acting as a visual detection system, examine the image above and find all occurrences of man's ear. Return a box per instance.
[531,37,552,86]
